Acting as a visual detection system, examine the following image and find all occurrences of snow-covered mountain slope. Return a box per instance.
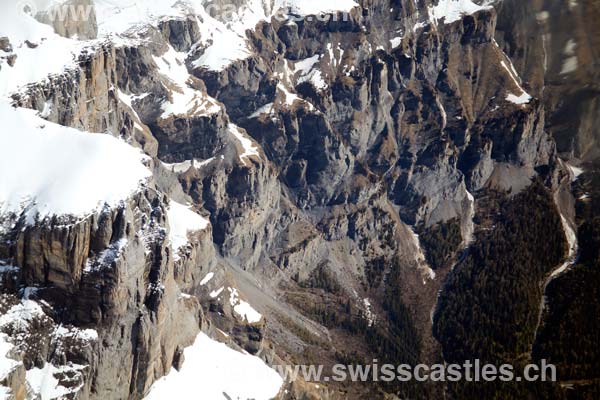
[145,332,282,400]
[0,105,151,225]
[0,7,83,95]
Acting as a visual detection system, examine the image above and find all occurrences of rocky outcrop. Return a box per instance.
[0,183,210,398]
[492,0,600,162]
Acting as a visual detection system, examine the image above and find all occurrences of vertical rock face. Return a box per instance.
[0,0,596,399]
[493,0,600,162]
[1,186,209,399]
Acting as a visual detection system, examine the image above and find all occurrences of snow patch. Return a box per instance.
[536,11,550,22]
[566,164,584,181]
[200,272,214,286]
[161,157,215,173]
[228,287,262,324]
[192,27,252,71]
[326,42,344,69]
[166,201,209,260]
[496,51,532,106]
[229,124,261,166]
[0,385,10,398]
[560,56,579,75]
[410,231,427,265]
[390,36,403,48]
[54,325,98,342]
[294,54,321,75]
[463,189,476,246]
[294,54,320,74]
[409,229,435,284]
[0,265,19,274]
[568,0,578,10]
[277,83,301,107]
[560,39,578,75]
[144,332,283,400]
[436,97,447,129]
[427,268,437,280]
[39,101,53,119]
[249,102,275,118]
[117,90,145,131]
[0,300,46,331]
[428,0,490,24]
[294,55,327,90]
[209,287,224,298]
[506,92,532,105]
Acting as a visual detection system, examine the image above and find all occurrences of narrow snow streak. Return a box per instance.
[499,59,532,105]
[229,124,261,166]
[200,272,214,286]
[550,214,578,278]
[463,189,476,246]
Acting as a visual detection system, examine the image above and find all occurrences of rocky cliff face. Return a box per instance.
[491,0,600,162]
[0,0,597,399]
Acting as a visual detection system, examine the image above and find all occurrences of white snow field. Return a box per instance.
[144,332,283,400]
[0,105,151,225]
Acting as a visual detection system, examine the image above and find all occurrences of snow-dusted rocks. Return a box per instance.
[0,297,100,399]
[0,333,20,384]
[95,0,359,73]
[153,46,221,119]
[26,362,89,399]
[275,0,358,16]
